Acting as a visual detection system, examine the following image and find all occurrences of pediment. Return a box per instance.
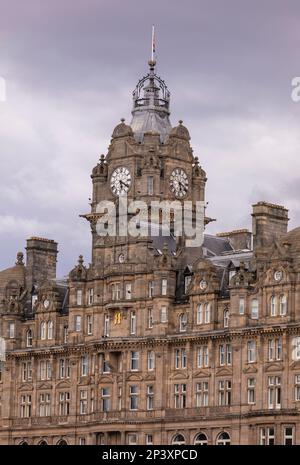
[37,382,52,390]
[193,369,211,378]
[170,371,189,380]
[243,365,258,374]
[215,367,233,377]
[265,362,283,373]
[19,383,34,391]
[97,375,114,384]
[290,360,300,370]
[144,372,156,381]
[126,373,143,382]
[55,380,71,389]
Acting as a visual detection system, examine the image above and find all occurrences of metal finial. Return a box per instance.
[179,120,183,125]
[120,118,125,123]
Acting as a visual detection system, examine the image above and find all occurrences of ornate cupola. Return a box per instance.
[131,59,172,143]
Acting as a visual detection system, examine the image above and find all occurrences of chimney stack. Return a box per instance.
[252,202,289,250]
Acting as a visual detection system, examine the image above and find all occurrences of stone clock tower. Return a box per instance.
[82,58,207,273]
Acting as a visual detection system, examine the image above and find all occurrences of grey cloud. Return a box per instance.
[0,0,299,274]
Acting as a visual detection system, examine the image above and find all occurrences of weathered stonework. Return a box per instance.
[0,60,300,446]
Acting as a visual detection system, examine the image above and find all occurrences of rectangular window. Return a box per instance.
[239,298,245,315]
[147,308,153,329]
[146,385,154,410]
[101,387,110,412]
[260,427,275,445]
[87,315,93,335]
[147,351,155,371]
[161,279,167,296]
[112,283,121,301]
[40,360,51,380]
[129,385,139,410]
[128,433,138,445]
[197,346,209,368]
[148,281,154,298]
[161,306,168,323]
[251,299,259,319]
[63,326,68,343]
[247,378,256,404]
[197,304,203,325]
[196,381,209,407]
[283,427,294,445]
[147,176,154,195]
[21,362,32,382]
[88,288,94,305]
[81,355,89,377]
[247,340,256,363]
[104,314,110,337]
[268,338,282,361]
[174,383,186,409]
[20,394,32,418]
[79,390,88,414]
[218,379,232,406]
[130,311,136,335]
[59,358,70,379]
[175,348,187,369]
[8,322,15,339]
[204,303,210,323]
[146,434,153,445]
[75,315,82,332]
[268,376,281,409]
[295,374,300,401]
[130,351,139,371]
[59,392,70,416]
[184,275,192,294]
[79,438,86,446]
[125,283,132,300]
[39,393,51,417]
[76,289,82,306]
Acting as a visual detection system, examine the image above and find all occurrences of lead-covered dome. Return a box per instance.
[130,60,172,143]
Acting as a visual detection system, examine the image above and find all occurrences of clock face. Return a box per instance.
[118,253,125,263]
[110,167,131,196]
[274,270,283,282]
[43,299,50,309]
[170,168,189,198]
[199,279,207,290]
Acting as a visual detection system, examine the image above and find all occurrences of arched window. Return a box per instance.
[179,313,187,332]
[204,303,210,323]
[194,433,208,445]
[56,439,68,445]
[216,432,231,445]
[26,329,33,348]
[171,434,186,445]
[40,321,46,340]
[197,304,203,324]
[251,299,259,319]
[279,295,287,316]
[223,309,229,328]
[19,441,29,445]
[47,321,53,340]
[38,440,48,445]
[270,296,277,316]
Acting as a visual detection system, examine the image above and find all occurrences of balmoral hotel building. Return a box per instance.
[0,56,300,447]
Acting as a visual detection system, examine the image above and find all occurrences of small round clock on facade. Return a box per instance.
[43,299,50,309]
[274,270,283,282]
[118,253,125,263]
[199,279,207,290]
[110,167,131,196]
[170,168,189,198]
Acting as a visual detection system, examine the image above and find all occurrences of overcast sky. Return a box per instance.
[0,0,299,276]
